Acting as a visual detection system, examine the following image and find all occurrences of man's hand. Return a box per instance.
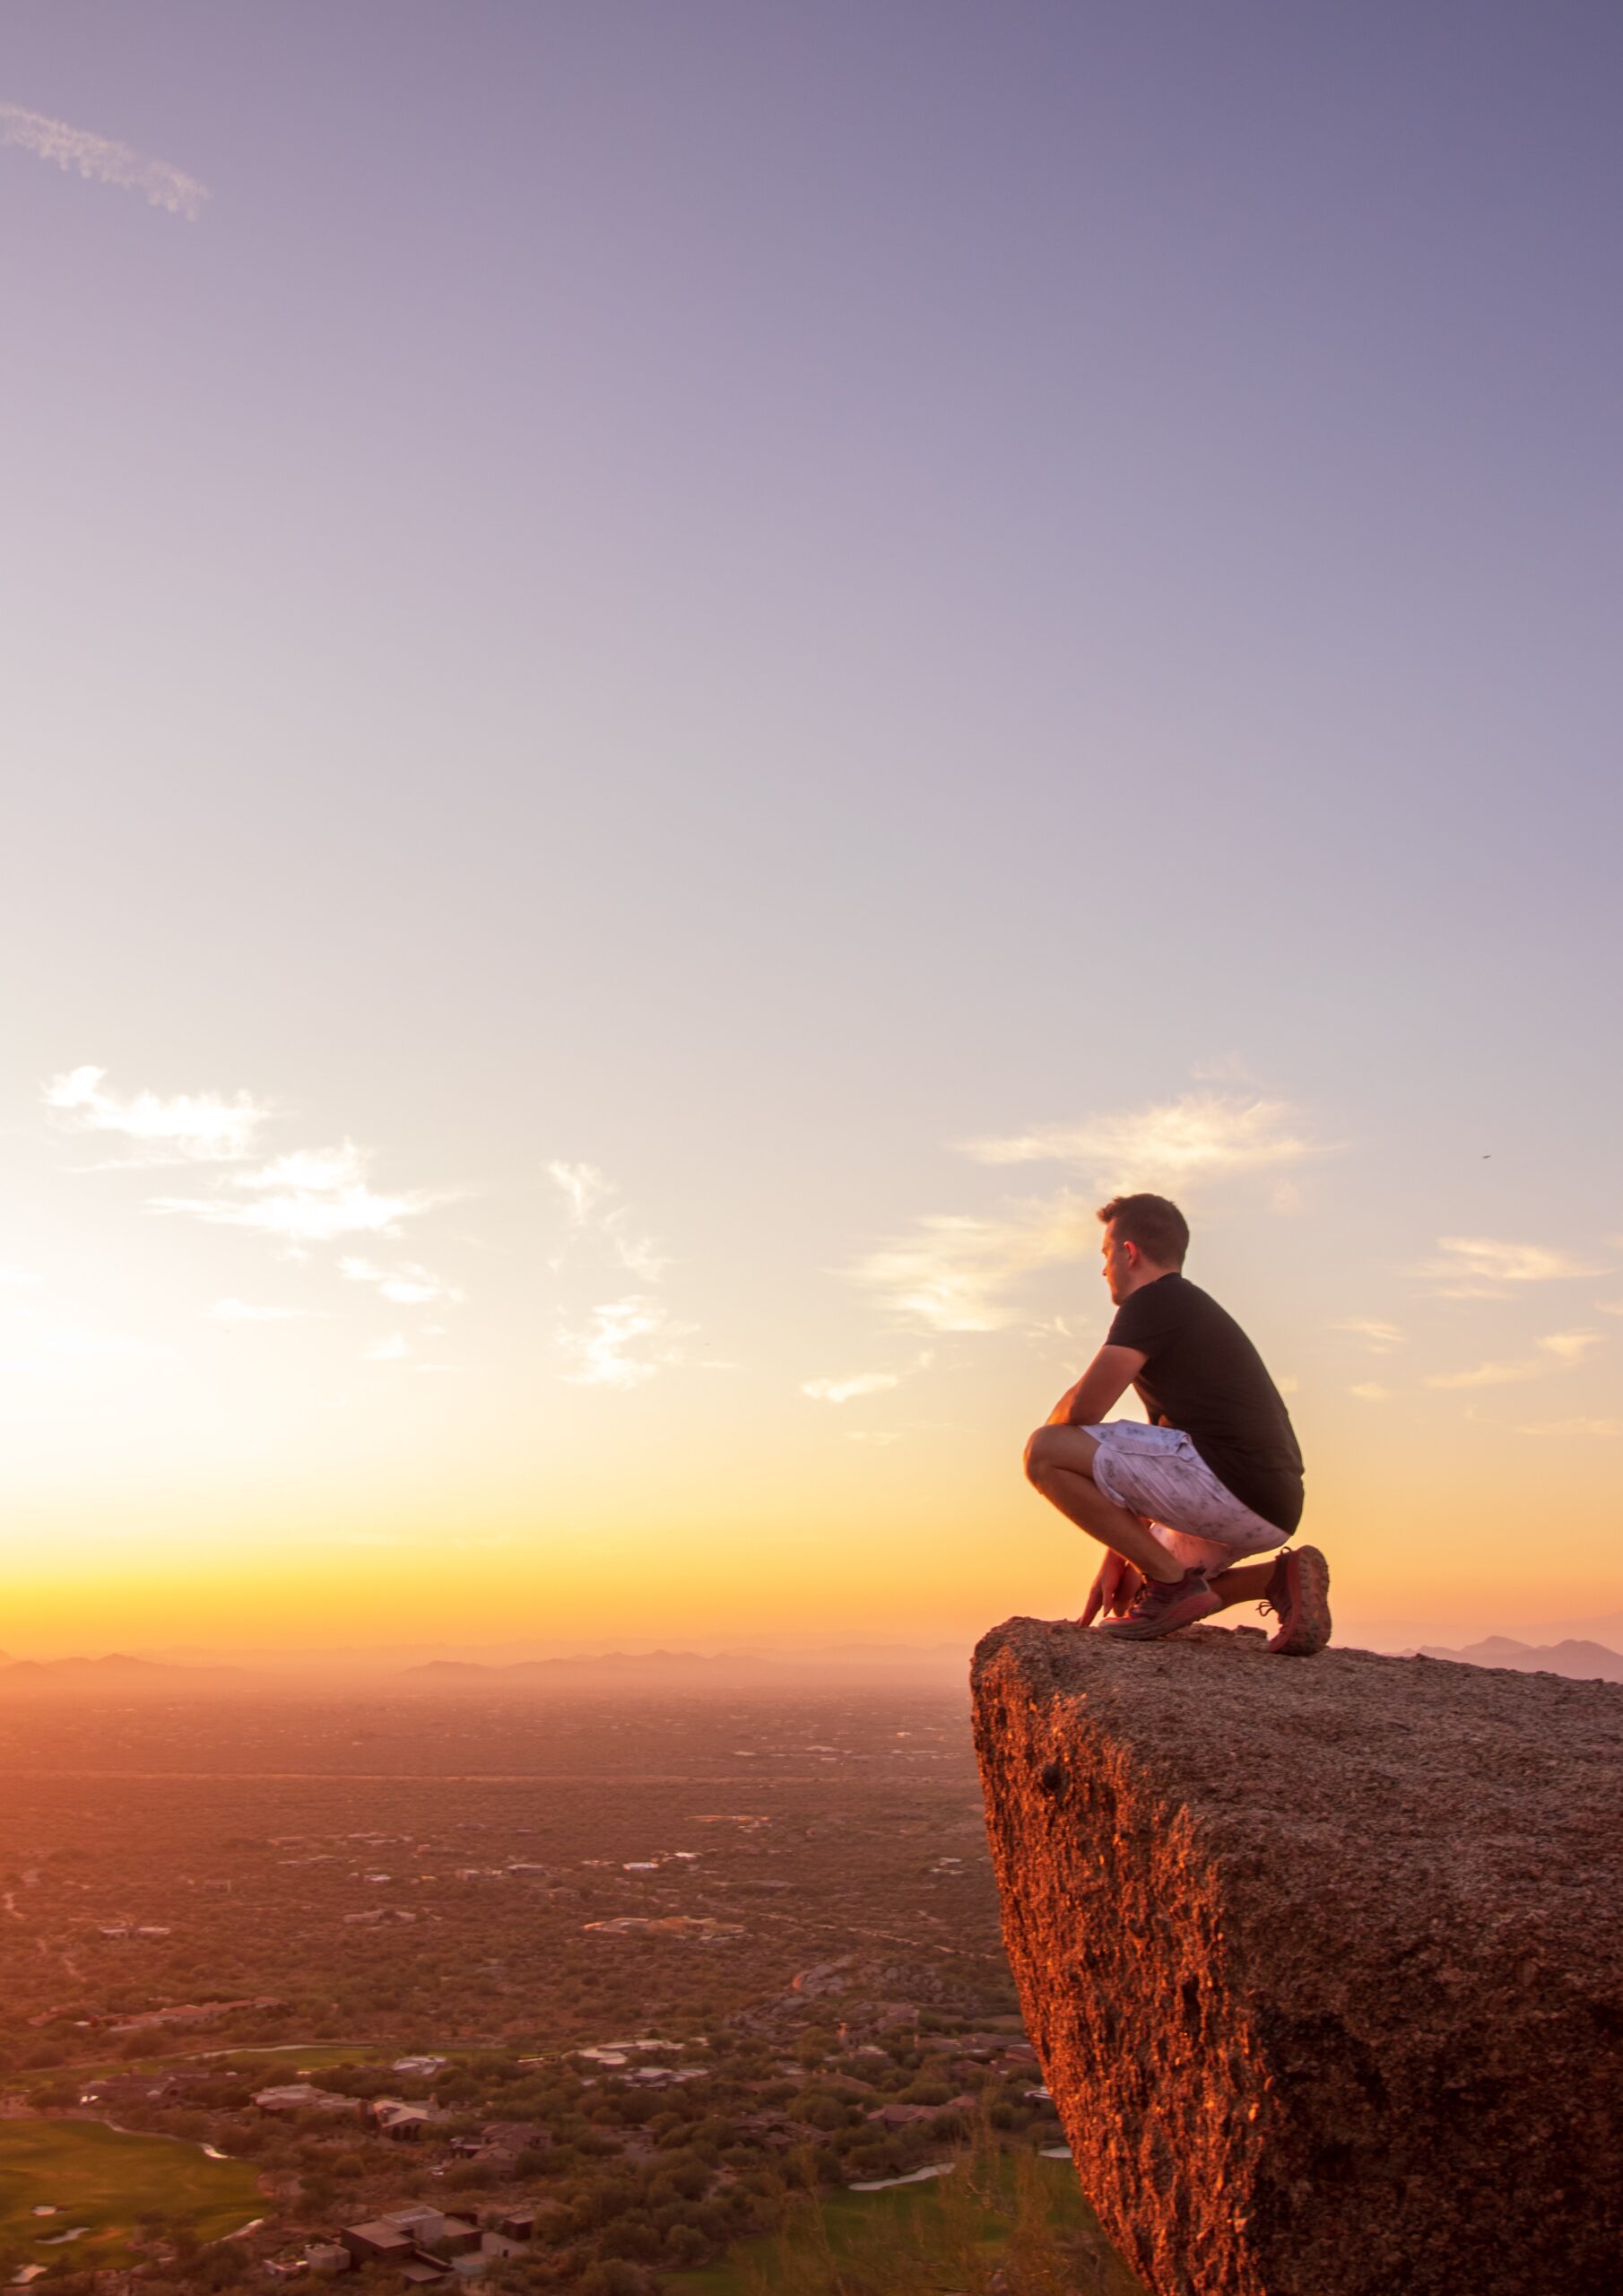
[1078,1548,1146,1627]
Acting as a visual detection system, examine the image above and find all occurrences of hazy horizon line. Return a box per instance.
[4,1612,1622,1669]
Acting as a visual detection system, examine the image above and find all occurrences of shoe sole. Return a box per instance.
[1268,1546,1332,1656]
[1099,1588,1221,1640]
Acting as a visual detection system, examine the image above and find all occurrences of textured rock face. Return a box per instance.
[971,1621,1623,2296]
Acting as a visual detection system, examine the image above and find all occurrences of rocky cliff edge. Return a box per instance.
[971,1619,1622,2296]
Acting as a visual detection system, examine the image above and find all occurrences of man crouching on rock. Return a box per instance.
[1023,1192,1331,1653]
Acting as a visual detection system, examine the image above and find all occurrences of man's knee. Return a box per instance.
[1024,1424,1078,1487]
[1025,1422,1105,1491]
[1023,1428,1050,1487]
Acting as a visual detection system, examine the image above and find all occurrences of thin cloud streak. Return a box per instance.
[1332,1318,1406,1352]
[965,1094,1326,1183]
[552,1175,615,1231]
[558,1298,686,1388]
[1426,1331,1602,1388]
[854,1194,1098,1333]
[802,1372,900,1404]
[155,1178,435,1243]
[156,1136,442,1244]
[548,1161,667,1282]
[857,1095,1331,1334]
[47,1073,451,1257]
[1419,1236,1606,1299]
[238,1146,367,1192]
[339,1256,461,1306]
[45,1065,265,1162]
[1,102,210,219]
[1427,1362,1537,1390]
[549,1161,612,1226]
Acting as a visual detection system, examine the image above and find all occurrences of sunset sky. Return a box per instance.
[4,3,1619,1657]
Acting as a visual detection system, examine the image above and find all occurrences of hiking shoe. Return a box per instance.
[1261,1545,1332,1656]
[1098,1565,1219,1640]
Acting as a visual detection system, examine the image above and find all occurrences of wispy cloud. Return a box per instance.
[1419,1237,1606,1300]
[155,1139,438,1243]
[1426,1331,1603,1389]
[558,1298,687,1388]
[1332,1317,1406,1352]
[855,1097,1329,1335]
[364,1334,411,1362]
[801,1348,933,1404]
[548,1161,667,1282]
[1515,1417,1620,1438]
[802,1372,901,1404]
[550,1162,612,1226]
[1191,1054,1257,1084]
[45,1065,265,1163]
[157,1181,430,1243]
[1349,1382,1390,1402]
[237,1147,364,1192]
[48,1073,457,1296]
[339,1256,462,1307]
[611,1233,670,1283]
[0,1265,41,1287]
[1,102,210,220]
[853,1196,1098,1333]
[1426,1361,1534,1391]
[964,1095,1327,1184]
[209,1299,323,1323]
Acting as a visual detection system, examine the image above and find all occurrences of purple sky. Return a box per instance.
[3,4,1619,1651]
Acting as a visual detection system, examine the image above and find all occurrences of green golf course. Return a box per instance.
[669,2148,1146,2296]
[0,2119,263,2271]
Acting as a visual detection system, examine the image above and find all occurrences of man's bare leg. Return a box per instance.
[1209,1560,1275,1611]
[1023,1426,1182,1586]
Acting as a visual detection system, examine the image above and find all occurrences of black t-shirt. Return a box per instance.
[1104,1273,1304,1533]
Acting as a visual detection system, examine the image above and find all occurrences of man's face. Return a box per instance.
[1100,1222,1135,1305]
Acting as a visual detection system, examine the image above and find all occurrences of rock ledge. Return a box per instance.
[971,1619,1623,2296]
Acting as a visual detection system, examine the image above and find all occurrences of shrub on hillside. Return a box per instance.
[574,2264,655,2296]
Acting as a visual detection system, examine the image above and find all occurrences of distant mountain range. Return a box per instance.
[409,1649,739,1678]
[0,1644,969,1692]
[6,1627,1620,1690]
[1324,1607,1623,1659]
[134,1638,971,1667]
[1515,1607,1623,1648]
[0,1652,249,1693]
[1416,1636,1623,1684]
[402,1646,969,1687]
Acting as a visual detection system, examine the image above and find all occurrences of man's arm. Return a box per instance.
[1045,1344,1148,1428]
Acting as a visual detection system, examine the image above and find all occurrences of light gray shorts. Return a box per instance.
[1081,1421,1288,1575]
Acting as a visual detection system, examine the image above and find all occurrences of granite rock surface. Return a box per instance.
[971,1620,1623,2296]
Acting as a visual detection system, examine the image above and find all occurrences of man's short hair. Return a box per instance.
[1097,1193,1189,1269]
